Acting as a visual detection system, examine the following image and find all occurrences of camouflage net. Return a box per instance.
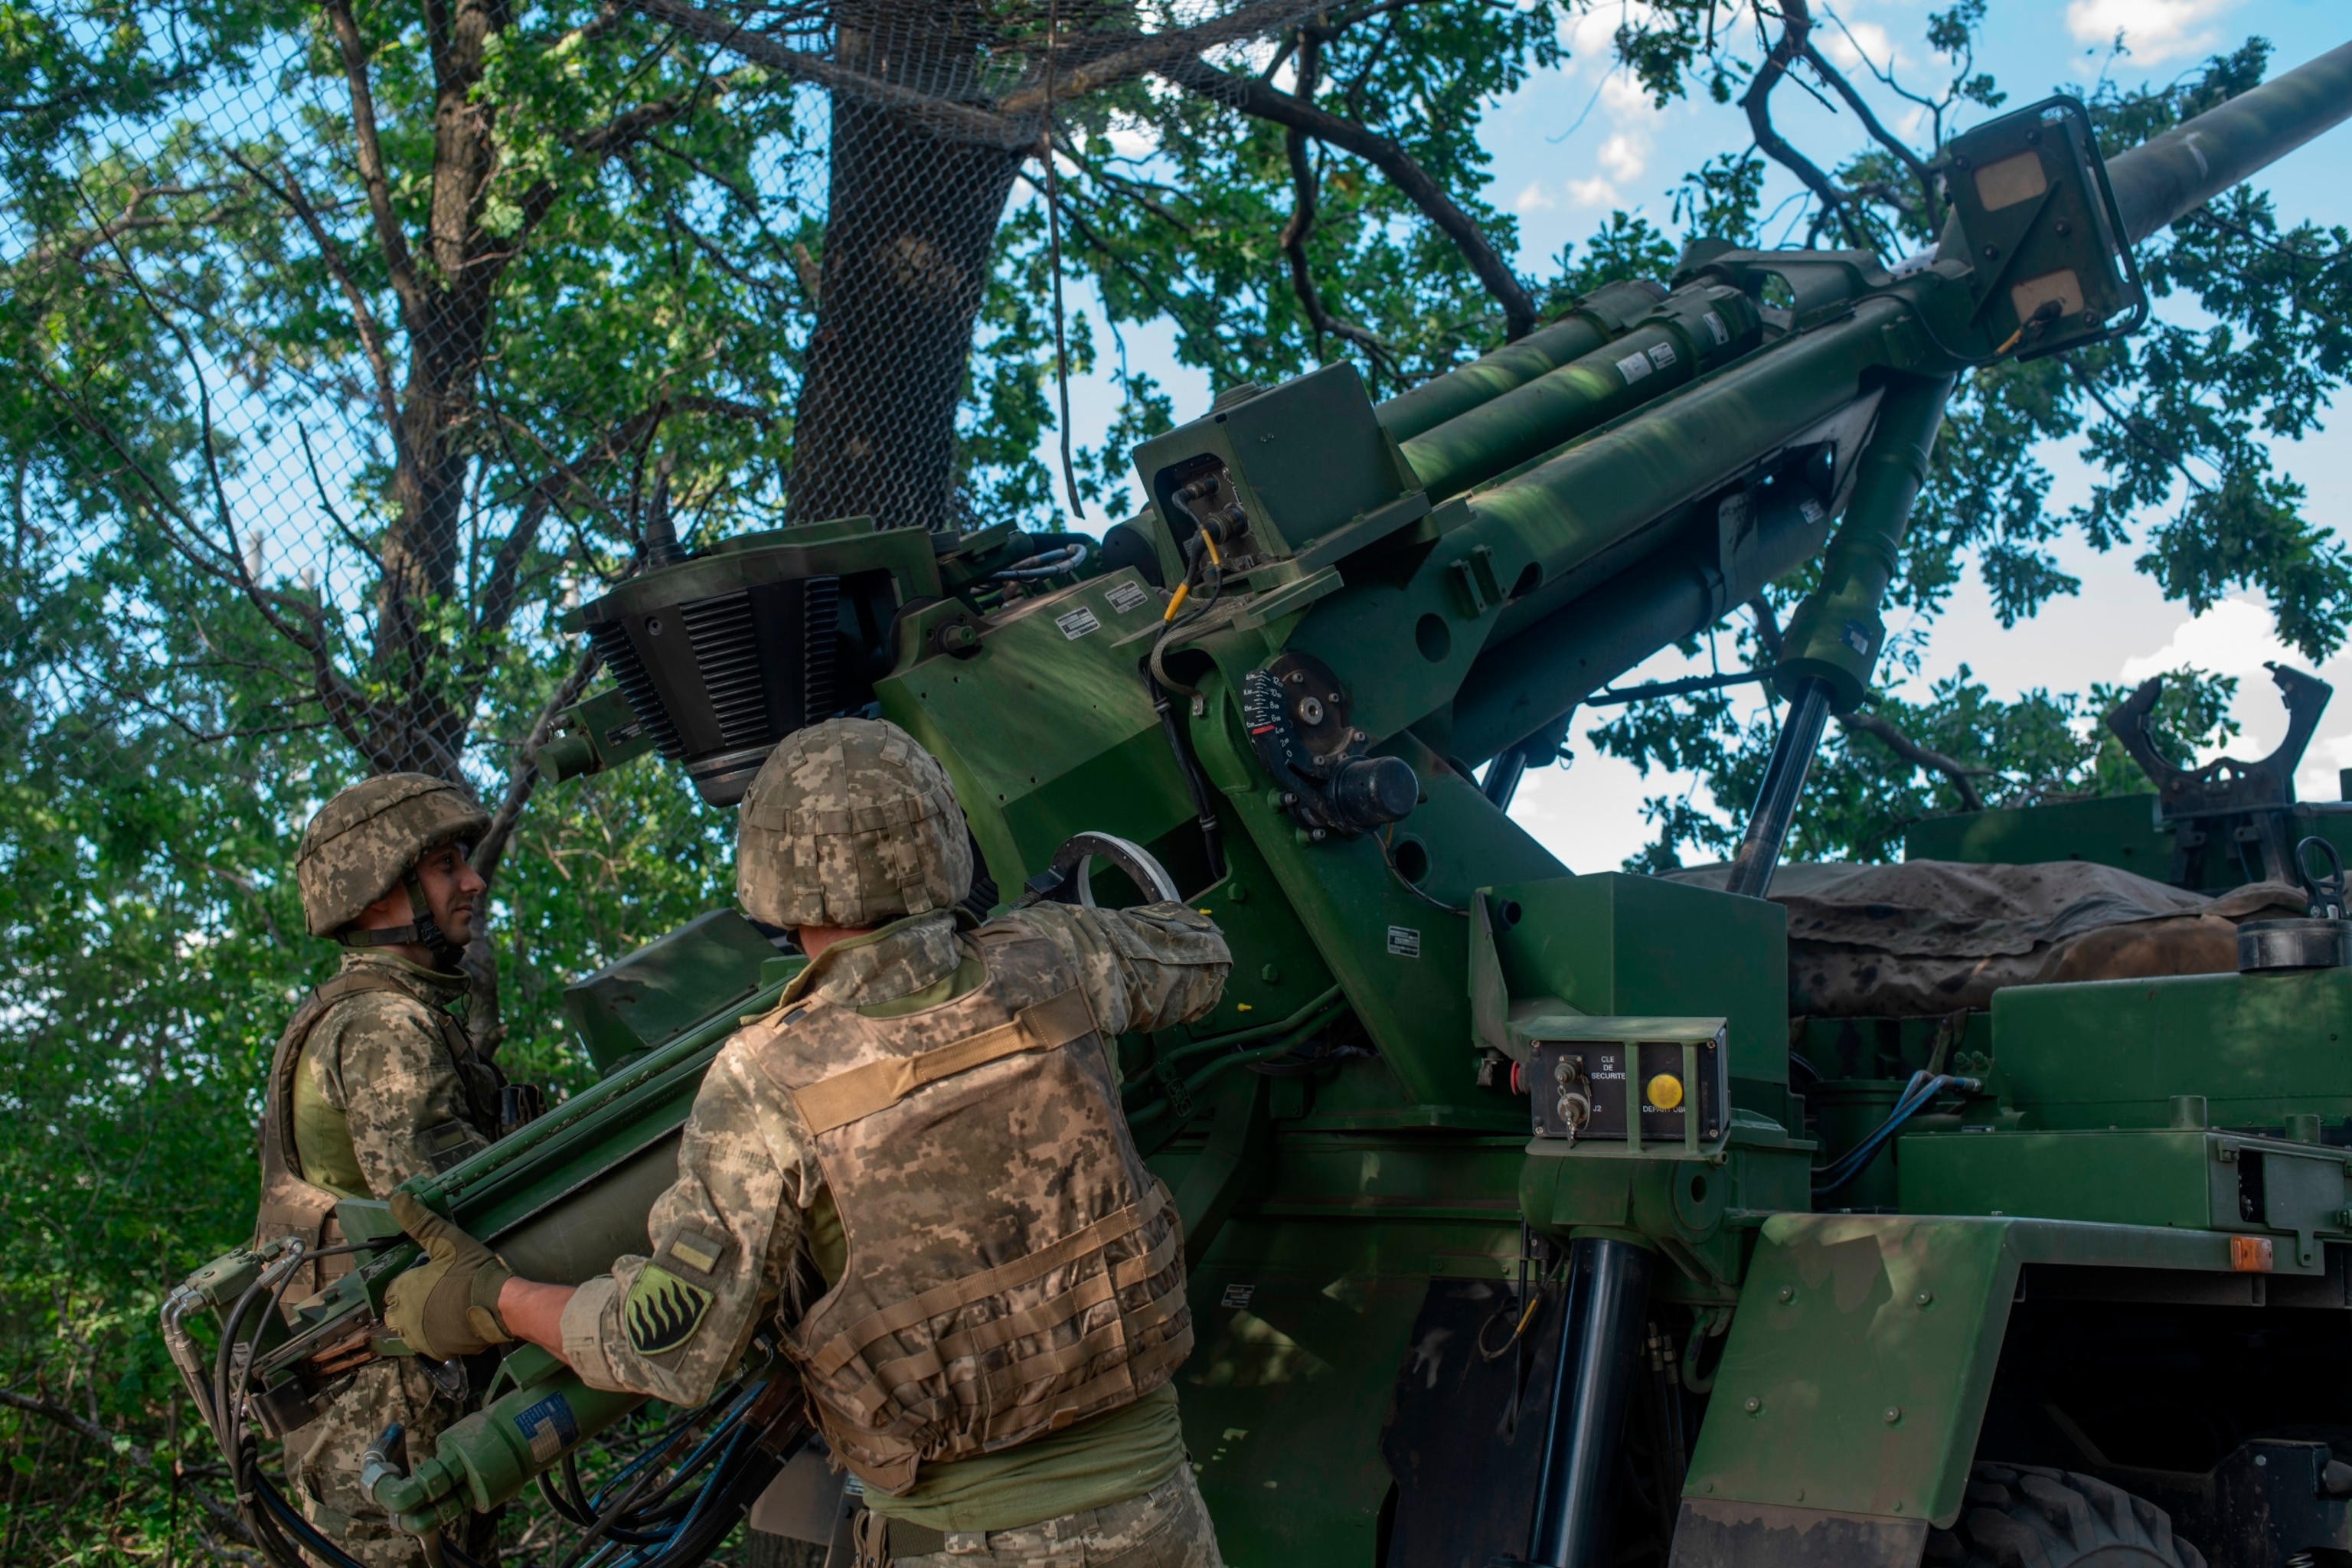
[647,0,1321,532]
[2,0,1316,787]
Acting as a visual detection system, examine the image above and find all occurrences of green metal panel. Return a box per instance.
[1129,364,1418,566]
[1903,793,2352,892]
[1991,967,2352,1129]
[1187,712,1561,1119]
[1684,1215,2270,1530]
[1163,1158,1527,1568]
[562,910,780,1075]
[1900,1127,2352,1269]
[879,568,1193,893]
[1285,498,1540,752]
[1488,873,1788,1093]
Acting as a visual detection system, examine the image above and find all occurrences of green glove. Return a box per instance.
[384,1190,514,1361]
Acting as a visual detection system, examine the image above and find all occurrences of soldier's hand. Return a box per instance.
[385,1190,514,1361]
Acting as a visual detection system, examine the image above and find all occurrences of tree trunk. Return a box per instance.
[788,8,1025,531]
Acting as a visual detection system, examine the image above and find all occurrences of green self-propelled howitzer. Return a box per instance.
[172,43,2352,1568]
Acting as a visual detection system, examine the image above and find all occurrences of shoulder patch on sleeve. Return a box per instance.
[624,1264,715,1357]
[424,1120,488,1171]
[655,1225,735,1284]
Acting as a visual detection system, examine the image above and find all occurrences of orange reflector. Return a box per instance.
[2230,1235,2275,1273]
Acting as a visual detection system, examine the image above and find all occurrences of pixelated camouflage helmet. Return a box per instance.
[737,718,973,929]
[297,773,491,938]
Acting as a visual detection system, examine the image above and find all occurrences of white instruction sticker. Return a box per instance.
[1104,580,1150,616]
[1615,351,1653,385]
[1054,606,1102,640]
[1387,925,1423,959]
[1220,1282,1256,1309]
[1703,312,1730,346]
[1647,341,1678,371]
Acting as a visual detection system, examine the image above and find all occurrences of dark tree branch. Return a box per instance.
[1839,710,1989,812]
[997,0,1312,114]
[0,1387,152,1468]
[1159,53,1539,339]
[1798,41,1937,227]
[462,642,604,1052]
[1749,593,1785,663]
[1740,0,1868,250]
[474,646,605,894]
[1273,34,1396,373]
[620,0,1027,145]
[2064,358,2213,496]
[321,0,426,332]
[230,152,405,441]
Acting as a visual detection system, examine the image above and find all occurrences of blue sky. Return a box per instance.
[1032,0,2352,871]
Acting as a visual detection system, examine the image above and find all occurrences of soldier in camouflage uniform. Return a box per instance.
[388,718,1233,1568]
[261,773,508,1566]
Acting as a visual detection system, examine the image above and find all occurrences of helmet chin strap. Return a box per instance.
[339,873,467,969]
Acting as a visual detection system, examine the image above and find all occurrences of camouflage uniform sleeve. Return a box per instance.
[312,995,494,1196]
[560,1028,816,1406]
[1001,902,1232,1036]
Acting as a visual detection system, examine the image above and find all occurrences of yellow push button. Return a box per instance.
[1645,1073,1685,1111]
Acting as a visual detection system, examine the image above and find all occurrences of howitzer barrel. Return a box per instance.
[1375,280,1664,442]
[1445,41,2352,764]
[2102,39,2352,247]
[1444,295,1911,762]
[1398,287,1761,503]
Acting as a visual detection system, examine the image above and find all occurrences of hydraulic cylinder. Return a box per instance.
[1525,1237,1654,1568]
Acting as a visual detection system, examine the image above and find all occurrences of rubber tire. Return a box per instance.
[740,1528,830,1568]
[1923,1465,2207,1568]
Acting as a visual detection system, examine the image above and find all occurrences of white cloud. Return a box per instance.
[2065,0,2239,64]
[1099,114,1157,161]
[1820,18,1899,75]
[1562,4,1655,67]
[2118,596,2292,683]
[1514,181,1557,214]
[1562,128,1647,208]
[1599,70,1653,117]
[1597,130,1648,183]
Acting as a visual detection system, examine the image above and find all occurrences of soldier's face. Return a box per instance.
[414,840,488,945]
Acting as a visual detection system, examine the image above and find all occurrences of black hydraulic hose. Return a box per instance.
[1722,677,1832,900]
[1525,1238,1653,1568]
[1148,672,1227,884]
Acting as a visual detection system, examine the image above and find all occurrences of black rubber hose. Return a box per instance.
[1148,672,1227,884]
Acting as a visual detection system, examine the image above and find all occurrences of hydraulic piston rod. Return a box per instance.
[1725,372,1953,900]
[1524,1238,1655,1568]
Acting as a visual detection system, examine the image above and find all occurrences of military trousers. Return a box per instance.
[286,1358,493,1567]
[885,1469,1224,1568]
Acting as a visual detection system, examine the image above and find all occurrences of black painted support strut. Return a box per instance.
[1721,676,1833,901]
[1524,1237,1655,1568]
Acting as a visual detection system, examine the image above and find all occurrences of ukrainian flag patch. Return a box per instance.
[623,1264,714,1356]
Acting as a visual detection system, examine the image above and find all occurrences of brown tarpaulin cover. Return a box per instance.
[1664,859,2307,1018]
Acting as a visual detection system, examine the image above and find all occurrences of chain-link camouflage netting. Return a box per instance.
[4,0,1317,778]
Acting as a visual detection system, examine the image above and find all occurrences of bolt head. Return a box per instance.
[1915,1289,1934,1306]
[1884,1406,1903,1424]
[1744,1396,1762,1413]
[1982,243,2000,260]
[1777,1285,1796,1303]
